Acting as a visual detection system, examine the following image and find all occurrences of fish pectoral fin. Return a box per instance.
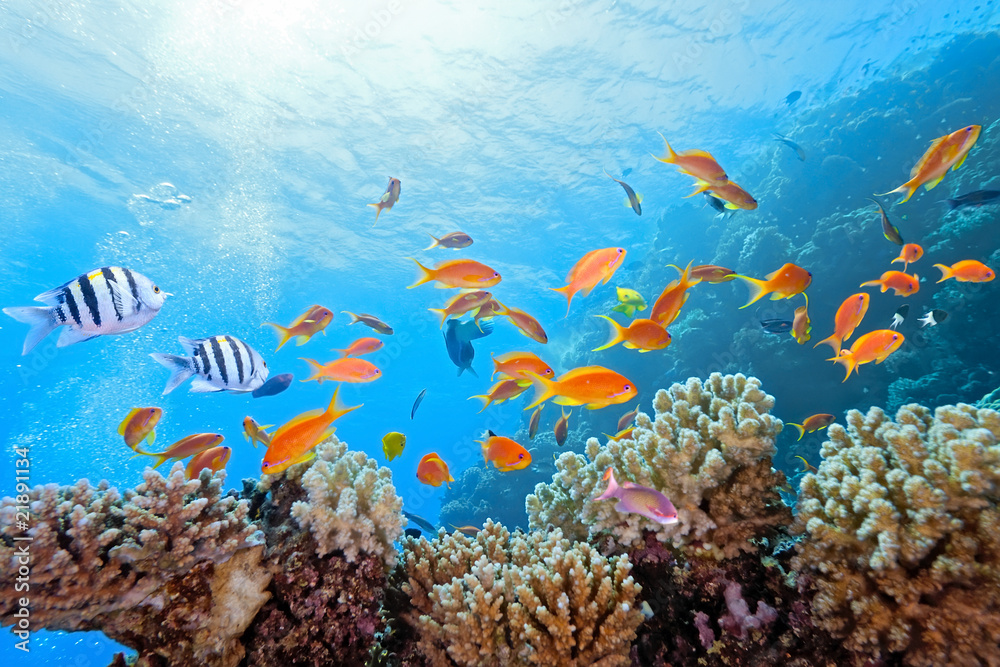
[189,378,225,393]
[952,152,969,171]
[924,175,946,191]
[106,278,139,314]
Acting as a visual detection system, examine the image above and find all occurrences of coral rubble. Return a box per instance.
[526,373,790,557]
[793,403,1000,666]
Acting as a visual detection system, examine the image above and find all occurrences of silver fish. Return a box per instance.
[152,335,269,395]
[4,266,169,355]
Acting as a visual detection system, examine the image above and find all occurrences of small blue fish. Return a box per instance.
[411,388,427,419]
[443,318,494,377]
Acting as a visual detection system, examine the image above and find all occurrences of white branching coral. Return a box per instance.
[526,373,788,556]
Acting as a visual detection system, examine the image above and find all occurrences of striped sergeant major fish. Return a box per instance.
[3,266,169,355]
[151,335,269,395]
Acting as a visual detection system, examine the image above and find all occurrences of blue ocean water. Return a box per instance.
[2,0,1000,664]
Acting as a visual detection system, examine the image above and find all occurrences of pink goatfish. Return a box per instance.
[593,467,678,525]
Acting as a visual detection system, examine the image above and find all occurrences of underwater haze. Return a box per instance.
[2,0,1000,664]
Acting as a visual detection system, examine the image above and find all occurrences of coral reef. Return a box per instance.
[0,436,403,667]
[0,465,266,667]
[389,519,643,666]
[526,373,790,557]
[793,402,1000,666]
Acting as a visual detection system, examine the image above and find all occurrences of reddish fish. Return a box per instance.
[408,258,501,289]
[523,365,636,411]
[933,260,995,283]
[263,305,334,351]
[492,351,554,382]
[891,244,924,272]
[470,379,529,411]
[652,133,728,186]
[814,293,869,354]
[594,467,678,525]
[551,247,626,316]
[334,337,384,357]
[300,357,382,383]
[497,303,548,344]
[860,270,920,297]
[827,330,905,381]
[262,386,361,475]
[734,263,812,308]
[593,316,671,352]
[478,430,532,471]
[877,125,981,204]
[690,264,737,283]
[416,452,453,487]
[185,446,231,480]
[787,414,835,441]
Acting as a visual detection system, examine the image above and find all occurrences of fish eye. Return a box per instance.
[624,384,631,391]
[518,453,524,459]
[153,285,160,293]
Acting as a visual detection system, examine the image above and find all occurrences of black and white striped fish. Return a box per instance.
[151,335,269,395]
[3,266,169,355]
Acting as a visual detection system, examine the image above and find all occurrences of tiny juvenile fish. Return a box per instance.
[867,197,903,245]
[411,388,427,419]
[185,446,231,480]
[425,231,473,250]
[382,432,406,461]
[593,467,678,525]
[342,311,394,335]
[118,407,162,451]
[603,169,642,216]
[243,416,273,449]
[252,373,293,398]
[4,266,170,355]
[262,305,334,351]
[368,177,401,224]
[152,335,269,395]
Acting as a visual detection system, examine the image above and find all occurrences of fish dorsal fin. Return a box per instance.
[555,365,607,382]
[178,336,203,356]
[487,429,497,438]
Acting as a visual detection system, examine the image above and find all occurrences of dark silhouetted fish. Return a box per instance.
[890,304,909,330]
[444,317,494,377]
[760,318,793,334]
[411,388,427,419]
[785,91,802,106]
[944,190,1000,212]
[252,373,293,398]
[773,133,806,161]
[403,510,437,534]
[867,197,903,246]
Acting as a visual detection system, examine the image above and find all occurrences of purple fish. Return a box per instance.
[252,373,293,398]
[593,467,678,525]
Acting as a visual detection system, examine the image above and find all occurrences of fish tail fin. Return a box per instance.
[933,263,953,283]
[592,315,627,352]
[428,307,449,327]
[859,279,881,290]
[299,358,326,383]
[550,285,573,317]
[341,310,361,325]
[407,258,436,288]
[424,233,441,250]
[594,467,619,500]
[788,423,805,441]
[325,384,362,422]
[522,370,558,410]
[826,351,856,382]
[469,394,491,413]
[150,353,193,395]
[683,180,713,198]
[875,180,918,204]
[652,132,677,164]
[944,198,960,212]
[262,321,292,351]
[3,306,59,355]
[334,347,349,357]
[734,275,771,309]
[368,202,382,224]
[150,454,170,469]
[813,334,842,355]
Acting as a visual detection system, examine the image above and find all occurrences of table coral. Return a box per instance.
[393,519,643,666]
[526,373,789,557]
[792,402,1000,666]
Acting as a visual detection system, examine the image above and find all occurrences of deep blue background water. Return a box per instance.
[2,1,999,664]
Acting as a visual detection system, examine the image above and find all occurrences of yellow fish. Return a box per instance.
[382,432,406,461]
[611,287,647,317]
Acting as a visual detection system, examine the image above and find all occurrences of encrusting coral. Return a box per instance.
[390,519,643,667]
[526,373,789,557]
[793,402,1000,666]
[0,435,405,667]
[0,465,266,667]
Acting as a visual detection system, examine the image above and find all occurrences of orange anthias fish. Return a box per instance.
[474,299,505,324]
[891,244,924,272]
[408,258,502,289]
[593,316,672,353]
[368,177,401,224]
[933,260,995,283]
[497,303,548,344]
[828,330,905,381]
[428,291,493,327]
[523,365,636,411]
[470,379,529,412]
[416,452,453,487]
[185,445,231,480]
[118,407,162,451]
[132,433,224,469]
[243,416,273,449]
[791,295,811,345]
[691,179,758,210]
[787,414,835,441]
[860,270,920,297]
[551,247,626,316]
[334,337,384,357]
[877,125,981,204]
[553,408,570,447]
[734,263,812,309]
[478,430,532,471]
[814,293,869,354]
[300,357,382,383]
[652,133,728,186]
[492,351,554,381]
[650,262,701,326]
[262,386,361,475]
[263,305,334,351]
[690,264,737,283]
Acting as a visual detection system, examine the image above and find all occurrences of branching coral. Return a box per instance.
[792,403,1000,666]
[395,520,643,666]
[526,373,789,557]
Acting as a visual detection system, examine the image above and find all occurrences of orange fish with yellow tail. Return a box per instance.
[860,270,919,297]
[652,133,728,186]
[786,414,835,441]
[593,316,671,352]
[814,293,869,354]
[478,431,532,471]
[263,305,334,351]
[933,260,995,283]
[416,453,453,487]
[261,385,361,475]
[407,258,501,289]
[827,330,904,382]
[551,247,626,316]
[650,262,701,326]
[733,263,812,308]
[522,365,636,411]
[877,125,981,203]
[891,244,924,272]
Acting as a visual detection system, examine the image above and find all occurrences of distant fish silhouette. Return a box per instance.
[252,373,293,398]
[444,318,494,377]
[785,91,802,106]
[943,189,1000,212]
[773,133,806,161]
[411,388,427,419]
